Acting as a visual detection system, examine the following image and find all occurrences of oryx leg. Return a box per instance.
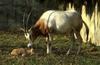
[75,32,82,55]
[66,33,75,55]
[45,34,53,54]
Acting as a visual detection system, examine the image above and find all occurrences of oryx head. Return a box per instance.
[21,26,38,44]
[25,26,39,42]
[22,9,41,48]
[21,24,38,46]
[22,9,35,47]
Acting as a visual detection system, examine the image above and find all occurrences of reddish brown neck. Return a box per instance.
[30,26,48,37]
[33,19,49,36]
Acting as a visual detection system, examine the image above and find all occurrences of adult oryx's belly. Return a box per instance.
[55,22,72,34]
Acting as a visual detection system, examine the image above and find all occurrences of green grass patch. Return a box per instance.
[0,32,100,65]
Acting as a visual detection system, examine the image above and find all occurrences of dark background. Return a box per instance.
[0,0,99,32]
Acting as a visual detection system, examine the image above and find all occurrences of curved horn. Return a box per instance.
[26,9,32,32]
[22,9,27,33]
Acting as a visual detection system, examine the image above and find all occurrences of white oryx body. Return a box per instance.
[25,10,89,54]
[40,10,82,34]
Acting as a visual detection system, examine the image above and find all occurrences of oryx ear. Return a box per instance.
[20,28,25,32]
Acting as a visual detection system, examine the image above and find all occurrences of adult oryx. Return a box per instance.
[25,10,89,55]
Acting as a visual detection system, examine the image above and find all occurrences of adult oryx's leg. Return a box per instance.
[66,32,75,55]
[75,32,82,55]
[45,34,53,54]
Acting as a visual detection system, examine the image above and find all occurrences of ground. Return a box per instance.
[0,32,100,65]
